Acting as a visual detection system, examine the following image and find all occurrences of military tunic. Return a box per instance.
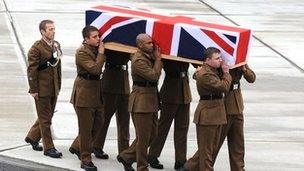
[148,59,192,164]
[70,43,105,164]
[184,63,231,171]
[213,64,256,171]
[94,50,131,153]
[120,50,162,171]
[26,39,62,151]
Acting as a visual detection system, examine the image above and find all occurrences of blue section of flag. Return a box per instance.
[85,10,102,26]
[103,20,147,46]
[178,28,205,61]
[223,34,237,44]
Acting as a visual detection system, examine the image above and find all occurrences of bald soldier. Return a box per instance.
[25,19,63,158]
[69,25,105,171]
[212,64,256,171]
[180,47,232,171]
[117,33,163,171]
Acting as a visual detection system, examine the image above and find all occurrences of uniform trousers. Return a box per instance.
[120,112,158,171]
[26,96,57,151]
[70,106,103,164]
[184,124,223,171]
[94,92,130,153]
[149,103,189,162]
[212,114,245,171]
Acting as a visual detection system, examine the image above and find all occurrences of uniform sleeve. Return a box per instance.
[132,58,163,82]
[198,72,232,93]
[243,64,256,83]
[27,45,40,93]
[76,50,105,75]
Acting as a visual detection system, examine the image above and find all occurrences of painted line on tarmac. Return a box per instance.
[0,145,28,153]
[2,0,27,66]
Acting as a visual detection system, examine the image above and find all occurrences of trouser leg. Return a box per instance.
[174,104,190,162]
[227,115,245,171]
[149,103,176,158]
[116,94,130,153]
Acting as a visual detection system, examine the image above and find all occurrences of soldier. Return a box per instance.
[93,49,131,159]
[212,64,256,171]
[148,59,191,170]
[181,47,232,171]
[69,25,105,171]
[117,33,163,171]
[25,19,63,158]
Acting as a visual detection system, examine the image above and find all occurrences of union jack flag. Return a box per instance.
[86,4,252,66]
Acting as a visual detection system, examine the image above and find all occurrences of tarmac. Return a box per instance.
[0,0,304,170]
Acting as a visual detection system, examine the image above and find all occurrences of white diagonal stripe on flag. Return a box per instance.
[170,25,182,56]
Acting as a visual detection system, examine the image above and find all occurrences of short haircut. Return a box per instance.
[39,20,54,33]
[135,33,150,47]
[203,47,220,61]
[82,25,99,39]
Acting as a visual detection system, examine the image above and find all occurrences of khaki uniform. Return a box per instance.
[70,43,105,164]
[213,65,256,171]
[94,50,130,153]
[184,63,231,171]
[120,50,162,171]
[26,39,62,151]
[149,59,191,163]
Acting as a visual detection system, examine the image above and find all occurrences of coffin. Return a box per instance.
[86,4,252,67]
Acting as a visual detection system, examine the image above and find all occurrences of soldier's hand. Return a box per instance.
[241,64,248,72]
[30,93,39,100]
[221,61,229,73]
[98,41,105,54]
[193,66,203,79]
[154,44,162,61]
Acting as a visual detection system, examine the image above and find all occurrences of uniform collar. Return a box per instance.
[83,42,98,55]
[139,50,154,61]
[42,37,54,47]
[203,63,218,73]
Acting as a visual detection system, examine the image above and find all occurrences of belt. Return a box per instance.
[78,73,101,80]
[200,94,223,100]
[105,62,128,71]
[230,82,240,90]
[133,81,158,87]
[165,71,188,79]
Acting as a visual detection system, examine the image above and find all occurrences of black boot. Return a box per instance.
[93,148,109,159]
[117,155,135,171]
[174,160,185,170]
[25,137,43,151]
[148,156,164,169]
[81,161,97,171]
[177,166,189,171]
[69,147,81,160]
[44,148,62,158]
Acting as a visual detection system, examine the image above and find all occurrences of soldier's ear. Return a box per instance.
[40,29,45,35]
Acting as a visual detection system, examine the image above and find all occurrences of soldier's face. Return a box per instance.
[85,31,100,47]
[42,23,55,40]
[139,37,154,53]
[207,52,222,68]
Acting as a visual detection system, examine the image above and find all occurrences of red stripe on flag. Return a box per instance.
[235,30,250,64]
[152,22,174,55]
[99,16,131,36]
[201,29,234,56]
